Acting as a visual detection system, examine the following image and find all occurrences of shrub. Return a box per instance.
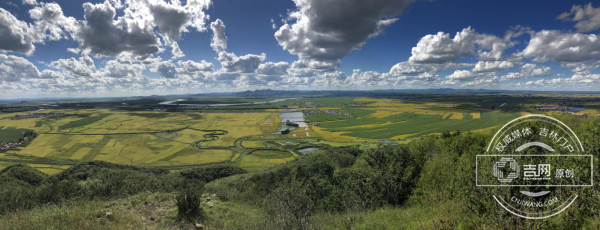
[176,182,204,222]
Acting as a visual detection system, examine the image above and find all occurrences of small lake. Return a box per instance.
[279,110,304,123]
[568,107,587,112]
[297,147,320,154]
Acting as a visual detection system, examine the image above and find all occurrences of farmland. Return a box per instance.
[1,91,599,174]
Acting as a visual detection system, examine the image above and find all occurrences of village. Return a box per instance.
[302,109,355,118]
[0,131,37,151]
[0,141,24,151]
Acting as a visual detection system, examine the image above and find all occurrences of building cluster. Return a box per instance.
[12,113,68,120]
[532,106,568,112]
[0,141,24,151]
[303,109,354,118]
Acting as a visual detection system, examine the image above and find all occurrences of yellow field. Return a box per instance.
[368,111,397,118]
[449,113,463,120]
[471,112,481,119]
[69,147,91,160]
[190,113,278,147]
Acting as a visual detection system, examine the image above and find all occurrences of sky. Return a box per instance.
[1,0,600,98]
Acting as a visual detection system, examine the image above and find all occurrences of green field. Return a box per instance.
[0,126,32,142]
[58,114,110,130]
[318,112,520,139]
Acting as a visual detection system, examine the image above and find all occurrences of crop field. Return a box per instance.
[1,93,595,174]
[315,111,520,140]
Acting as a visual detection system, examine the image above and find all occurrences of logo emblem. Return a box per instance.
[493,157,519,183]
[476,114,593,219]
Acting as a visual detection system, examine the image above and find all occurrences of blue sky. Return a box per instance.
[1,0,600,98]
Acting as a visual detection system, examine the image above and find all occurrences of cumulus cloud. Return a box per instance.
[29,2,77,41]
[73,1,161,59]
[143,0,210,41]
[96,59,146,79]
[0,8,37,55]
[178,60,214,72]
[169,41,185,59]
[557,3,600,32]
[218,52,266,73]
[49,55,95,78]
[518,30,600,63]
[409,27,509,63]
[256,62,289,81]
[153,61,177,78]
[472,61,515,72]
[210,19,227,53]
[210,19,266,74]
[0,54,41,81]
[275,0,415,68]
[500,63,552,81]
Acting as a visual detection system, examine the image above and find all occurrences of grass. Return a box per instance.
[0,192,191,230]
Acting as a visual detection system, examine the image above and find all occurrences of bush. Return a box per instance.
[265,180,315,230]
[179,165,247,183]
[176,182,204,222]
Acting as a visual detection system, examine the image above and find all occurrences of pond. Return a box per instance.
[297,147,320,154]
[279,110,304,123]
[568,107,587,112]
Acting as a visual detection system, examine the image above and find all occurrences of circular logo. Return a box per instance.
[476,114,593,219]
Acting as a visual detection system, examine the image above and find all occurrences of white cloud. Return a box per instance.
[210,19,227,53]
[557,3,600,32]
[96,59,146,79]
[218,52,266,73]
[28,2,77,41]
[178,60,214,72]
[500,63,552,81]
[472,61,515,72]
[409,27,509,63]
[210,19,267,74]
[0,54,42,81]
[275,0,415,68]
[518,30,600,63]
[0,8,37,55]
[22,0,38,6]
[49,55,95,78]
[153,61,177,78]
[256,62,289,82]
[74,1,161,59]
